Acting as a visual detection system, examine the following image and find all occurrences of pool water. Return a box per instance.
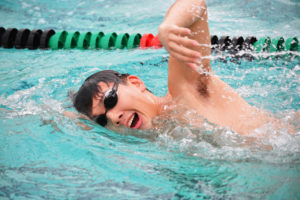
[1,0,300,199]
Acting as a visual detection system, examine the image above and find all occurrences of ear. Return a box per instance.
[126,75,146,92]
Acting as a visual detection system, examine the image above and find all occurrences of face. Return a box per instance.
[90,75,157,130]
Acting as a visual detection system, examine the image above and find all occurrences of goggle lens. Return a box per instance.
[104,90,118,110]
[95,81,119,127]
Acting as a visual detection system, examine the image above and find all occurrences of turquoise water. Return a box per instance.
[1,0,300,199]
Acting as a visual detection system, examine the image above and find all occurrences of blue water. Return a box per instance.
[0,0,300,199]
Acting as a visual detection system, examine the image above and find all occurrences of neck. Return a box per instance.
[144,91,173,117]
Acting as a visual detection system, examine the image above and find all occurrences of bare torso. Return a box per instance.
[168,60,270,135]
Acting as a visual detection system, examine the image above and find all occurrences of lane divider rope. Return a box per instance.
[0,27,299,53]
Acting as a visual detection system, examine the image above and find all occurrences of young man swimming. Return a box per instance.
[72,0,274,135]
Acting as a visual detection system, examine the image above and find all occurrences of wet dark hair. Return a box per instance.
[73,70,129,117]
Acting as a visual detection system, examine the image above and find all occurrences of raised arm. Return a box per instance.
[158,0,211,72]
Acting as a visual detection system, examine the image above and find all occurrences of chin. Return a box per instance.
[140,118,153,130]
[136,113,152,130]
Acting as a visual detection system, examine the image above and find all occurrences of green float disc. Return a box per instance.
[270,37,285,52]
[127,33,141,49]
[115,33,129,49]
[285,37,299,51]
[100,32,117,49]
[254,37,271,52]
[48,31,68,50]
[64,31,80,49]
[77,32,92,49]
[90,32,104,49]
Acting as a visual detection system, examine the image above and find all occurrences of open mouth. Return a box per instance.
[129,112,142,129]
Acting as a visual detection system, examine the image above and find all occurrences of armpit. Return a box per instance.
[196,73,210,97]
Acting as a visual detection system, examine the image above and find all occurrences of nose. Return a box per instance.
[106,108,123,126]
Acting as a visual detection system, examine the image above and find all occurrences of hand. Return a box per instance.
[158,24,202,71]
[64,110,78,120]
[63,111,92,130]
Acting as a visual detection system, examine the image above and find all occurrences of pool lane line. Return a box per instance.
[0,27,299,53]
[15,28,30,49]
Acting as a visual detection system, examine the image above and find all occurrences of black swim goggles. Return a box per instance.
[94,80,119,126]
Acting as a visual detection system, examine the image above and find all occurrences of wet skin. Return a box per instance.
[88,0,283,135]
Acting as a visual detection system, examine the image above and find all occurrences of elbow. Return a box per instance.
[192,0,207,19]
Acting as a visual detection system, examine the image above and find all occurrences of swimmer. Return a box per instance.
[69,0,279,135]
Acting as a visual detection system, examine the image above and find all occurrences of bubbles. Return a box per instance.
[21,2,30,8]
[148,101,300,165]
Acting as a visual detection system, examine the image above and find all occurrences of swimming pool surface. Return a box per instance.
[0,0,300,199]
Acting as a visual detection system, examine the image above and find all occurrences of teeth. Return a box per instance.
[128,114,134,127]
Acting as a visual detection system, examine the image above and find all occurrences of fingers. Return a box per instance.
[170,26,191,36]
[169,41,200,59]
[167,30,201,62]
[169,33,199,49]
[159,24,203,71]
[186,63,198,71]
[168,34,201,61]
[171,51,200,64]
[169,27,200,49]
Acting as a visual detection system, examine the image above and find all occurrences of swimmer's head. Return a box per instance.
[73,70,129,117]
[73,70,158,130]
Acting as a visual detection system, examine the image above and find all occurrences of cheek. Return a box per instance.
[116,90,134,110]
[117,86,138,108]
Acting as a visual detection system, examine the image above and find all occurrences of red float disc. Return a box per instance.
[140,33,154,48]
[151,35,162,48]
